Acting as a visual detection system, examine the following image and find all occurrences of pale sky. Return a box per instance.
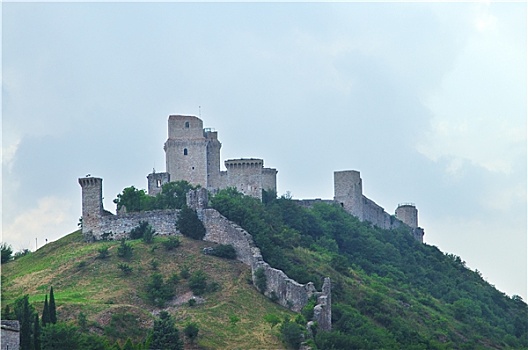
[2,2,526,300]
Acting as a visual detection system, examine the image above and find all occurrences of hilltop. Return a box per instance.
[2,189,527,349]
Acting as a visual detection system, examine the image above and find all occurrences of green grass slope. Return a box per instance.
[1,230,294,349]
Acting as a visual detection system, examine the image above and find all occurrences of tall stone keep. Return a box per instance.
[78,177,103,241]
[164,115,209,187]
[334,170,363,220]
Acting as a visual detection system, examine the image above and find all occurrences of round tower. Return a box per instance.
[395,203,418,228]
[164,115,208,187]
[78,176,103,241]
[334,170,363,220]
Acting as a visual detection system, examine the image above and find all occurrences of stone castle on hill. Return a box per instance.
[78,113,426,331]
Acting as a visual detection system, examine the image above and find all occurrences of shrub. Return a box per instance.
[117,239,133,260]
[97,246,110,259]
[176,207,206,240]
[146,273,174,307]
[150,259,159,271]
[184,322,199,344]
[117,263,133,275]
[162,236,181,251]
[209,244,237,259]
[1,243,13,264]
[129,221,156,243]
[280,319,304,350]
[180,266,190,279]
[189,270,208,296]
[254,268,267,293]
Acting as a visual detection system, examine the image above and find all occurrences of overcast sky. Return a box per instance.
[2,2,526,300]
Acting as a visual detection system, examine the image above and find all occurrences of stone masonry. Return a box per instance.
[1,320,20,350]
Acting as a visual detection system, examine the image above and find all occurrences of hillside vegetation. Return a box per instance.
[2,187,527,349]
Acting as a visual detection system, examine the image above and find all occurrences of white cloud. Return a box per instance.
[2,196,76,251]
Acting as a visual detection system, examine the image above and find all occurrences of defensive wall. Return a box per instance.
[1,320,20,350]
[78,180,331,330]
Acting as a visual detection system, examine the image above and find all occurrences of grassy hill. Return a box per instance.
[1,230,294,349]
[2,189,527,349]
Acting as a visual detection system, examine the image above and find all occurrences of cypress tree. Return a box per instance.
[49,287,57,324]
[42,295,50,327]
[33,313,41,350]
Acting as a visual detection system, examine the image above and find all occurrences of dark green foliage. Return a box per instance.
[209,244,237,259]
[150,311,183,350]
[280,319,304,350]
[122,338,134,350]
[184,322,199,344]
[162,236,181,250]
[78,311,88,332]
[41,322,80,350]
[1,242,13,263]
[97,246,110,259]
[301,296,317,322]
[264,314,281,329]
[180,266,190,279]
[149,259,159,270]
[176,207,206,240]
[254,268,267,293]
[113,181,198,213]
[34,313,41,350]
[188,298,196,307]
[16,295,33,350]
[117,263,133,275]
[129,221,155,243]
[117,239,133,260]
[42,294,50,326]
[188,270,208,296]
[211,188,528,349]
[49,286,57,324]
[146,273,174,307]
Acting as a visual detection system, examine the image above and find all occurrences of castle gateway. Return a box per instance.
[148,115,277,199]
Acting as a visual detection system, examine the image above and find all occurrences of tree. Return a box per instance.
[41,322,80,350]
[113,186,152,212]
[176,207,206,240]
[49,286,57,324]
[117,239,133,260]
[155,181,196,210]
[188,270,208,296]
[264,314,281,329]
[280,319,304,350]
[146,273,174,307]
[1,242,13,263]
[150,311,182,350]
[42,294,50,327]
[14,295,35,350]
[183,322,199,345]
[34,313,41,350]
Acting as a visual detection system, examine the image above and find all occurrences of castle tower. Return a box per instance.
[78,177,103,241]
[334,170,363,220]
[395,203,418,228]
[205,128,222,191]
[164,115,208,187]
[147,171,170,196]
[224,159,265,198]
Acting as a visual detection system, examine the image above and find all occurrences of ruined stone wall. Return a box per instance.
[88,210,181,241]
[147,171,170,196]
[294,199,336,208]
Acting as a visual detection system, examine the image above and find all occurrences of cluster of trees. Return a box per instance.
[211,188,528,349]
[1,242,31,264]
[113,181,197,212]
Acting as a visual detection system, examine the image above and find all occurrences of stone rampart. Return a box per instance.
[1,320,20,350]
[88,209,180,241]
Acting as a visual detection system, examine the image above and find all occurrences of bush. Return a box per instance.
[209,244,237,259]
[162,236,181,251]
[254,268,267,293]
[1,243,13,264]
[97,246,110,259]
[146,273,174,307]
[189,270,208,296]
[176,207,206,240]
[280,319,304,350]
[129,221,156,243]
[117,263,133,275]
[117,239,133,260]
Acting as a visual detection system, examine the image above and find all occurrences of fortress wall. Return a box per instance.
[200,208,256,266]
[294,199,336,208]
[95,209,181,241]
[362,196,391,229]
[251,251,317,313]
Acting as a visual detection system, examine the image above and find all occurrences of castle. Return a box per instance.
[78,113,427,331]
[147,115,277,199]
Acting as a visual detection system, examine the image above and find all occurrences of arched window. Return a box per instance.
[184,148,188,155]
[185,121,190,128]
